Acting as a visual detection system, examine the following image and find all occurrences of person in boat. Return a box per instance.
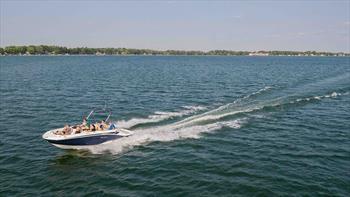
[75,126,82,134]
[55,129,64,135]
[82,117,87,125]
[100,120,108,130]
[80,117,89,131]
[108,123,116,130]
[95,123,102,131]
[89,124,96,132]
[63,124,72,135]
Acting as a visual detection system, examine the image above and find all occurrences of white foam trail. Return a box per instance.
[331,92,339,97]
[88,102,250,155]
[174,107,258,127]
[292,92,343,104]
[220,119,245,128]
[98,87,272,154]
[115,106,206,128]
[203,86,272,115]
[87,118,246,154]
[86,89,345,155]
[241,86,272,100]
[182,105,207,111]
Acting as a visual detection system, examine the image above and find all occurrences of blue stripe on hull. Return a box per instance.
[47,134,122,146]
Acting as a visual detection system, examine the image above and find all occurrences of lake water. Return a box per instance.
[0,56,349,196]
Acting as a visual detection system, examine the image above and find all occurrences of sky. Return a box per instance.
[0,0,349,52]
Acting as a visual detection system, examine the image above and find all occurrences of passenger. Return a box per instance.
[81,117,89,131]
[75,126,81,134]
[90,124,96,132]
[63,124,69,131]
[108,123,116,130]
[63,124,72,135]
[99,123,104,130]
[55,130,63,135]
[82,125,88,131]
[82,117,87,126]
[67,127,73,135]
[88,124,92,131]
[100,120,108,130]
[81,123,89,131]
[95,123,101,131]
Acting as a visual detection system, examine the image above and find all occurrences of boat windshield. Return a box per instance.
[86,108,112,123]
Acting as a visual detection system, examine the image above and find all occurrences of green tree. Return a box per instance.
[4,46,20,54]
[26,46,36,54]
[36,45,44,54]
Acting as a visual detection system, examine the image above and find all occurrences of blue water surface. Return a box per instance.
[0,56,349,196]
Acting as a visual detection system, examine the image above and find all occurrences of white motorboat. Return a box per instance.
[42,108,133,150]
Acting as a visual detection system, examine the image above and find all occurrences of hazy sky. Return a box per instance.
[1,0,349,52]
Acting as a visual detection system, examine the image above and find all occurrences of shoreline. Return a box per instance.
[0,54,349,57]
[1,45,349,57]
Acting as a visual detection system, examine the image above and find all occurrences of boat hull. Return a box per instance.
[43,128,133,150]
[46,134,122,146]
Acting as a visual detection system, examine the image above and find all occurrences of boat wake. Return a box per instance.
[115,105,207,129]
[83,85,348,155]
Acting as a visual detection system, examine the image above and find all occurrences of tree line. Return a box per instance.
[0,45,348,56]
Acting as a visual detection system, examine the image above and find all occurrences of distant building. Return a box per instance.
[95,52,106,56]
[249,52,269,56]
